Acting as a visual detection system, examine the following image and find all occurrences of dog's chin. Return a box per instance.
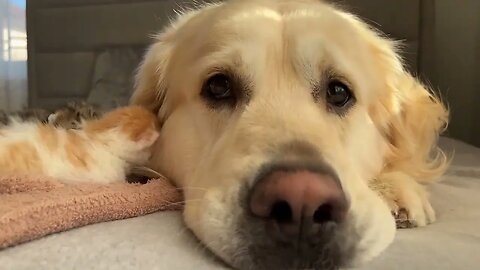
[183,182,396,270]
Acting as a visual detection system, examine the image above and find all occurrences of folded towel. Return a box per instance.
[0,174,182,250]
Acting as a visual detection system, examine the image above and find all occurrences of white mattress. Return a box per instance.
[1,137,479,270]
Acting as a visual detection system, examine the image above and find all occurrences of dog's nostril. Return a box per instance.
[313,203,333,223]
[270,200,293,223]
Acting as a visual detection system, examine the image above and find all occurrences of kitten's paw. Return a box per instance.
[370,172,435,229]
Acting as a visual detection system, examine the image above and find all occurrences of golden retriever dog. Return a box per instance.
[131,0,448,269]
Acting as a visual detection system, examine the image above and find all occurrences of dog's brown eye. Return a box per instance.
[202,74,234,101]
[326,80,352,107]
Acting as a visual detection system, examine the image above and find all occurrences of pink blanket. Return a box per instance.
[0,175,182,250]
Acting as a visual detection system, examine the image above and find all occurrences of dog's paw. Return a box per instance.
[370,172,435,229]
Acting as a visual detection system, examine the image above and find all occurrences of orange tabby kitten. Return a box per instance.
[0,106,159,184]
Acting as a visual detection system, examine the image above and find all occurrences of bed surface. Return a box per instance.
[1,137,479,270]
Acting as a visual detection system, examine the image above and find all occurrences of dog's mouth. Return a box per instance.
[235,214,355,270]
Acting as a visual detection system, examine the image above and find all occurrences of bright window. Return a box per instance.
[1,0,27,62]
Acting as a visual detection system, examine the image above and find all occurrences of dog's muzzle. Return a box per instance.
[237,142,355,270]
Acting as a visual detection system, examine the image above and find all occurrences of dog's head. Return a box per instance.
[131,0,448,269]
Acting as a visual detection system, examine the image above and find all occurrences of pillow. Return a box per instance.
[87,47,143,111]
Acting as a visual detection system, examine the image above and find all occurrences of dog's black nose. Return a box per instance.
[249,168,347,241]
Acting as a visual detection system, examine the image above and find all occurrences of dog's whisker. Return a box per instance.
[174,186,208,192]
[162,198,206,208]
[170,219,205,240]
[193,236,216,256]
[170,224,193,239]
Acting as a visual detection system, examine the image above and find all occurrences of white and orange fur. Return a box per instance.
[0,106,159,184]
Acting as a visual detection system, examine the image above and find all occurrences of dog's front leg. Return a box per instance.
[370,171,436,228]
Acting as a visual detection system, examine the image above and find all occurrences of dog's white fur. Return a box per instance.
[131,0,448,268]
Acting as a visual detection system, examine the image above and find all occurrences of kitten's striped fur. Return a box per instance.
[0,106,159,184]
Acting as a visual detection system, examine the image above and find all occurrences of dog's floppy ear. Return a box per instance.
[385,73,449,182]
[369,48,449,182]
[130,35,173,117]
[360,26,449,182]
[337,12,449,181]
[130,7,206,123]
